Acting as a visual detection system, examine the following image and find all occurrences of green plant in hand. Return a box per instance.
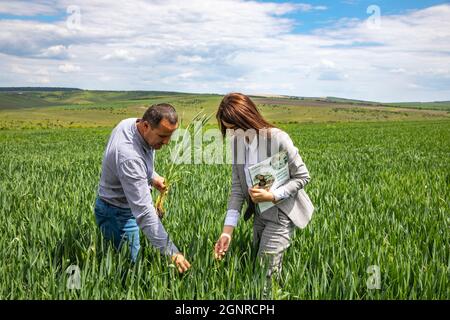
[155,112,212,219]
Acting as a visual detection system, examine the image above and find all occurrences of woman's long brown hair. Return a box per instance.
[216,92,276,137]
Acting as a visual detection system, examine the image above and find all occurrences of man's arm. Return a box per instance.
[118,158,179,256]
[151,170,161,180]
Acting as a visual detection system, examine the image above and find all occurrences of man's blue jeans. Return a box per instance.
[94,196,140,262]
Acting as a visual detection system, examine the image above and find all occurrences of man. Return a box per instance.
[94,103,190,273]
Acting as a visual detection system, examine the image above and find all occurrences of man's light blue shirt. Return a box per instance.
[98,118,179,256]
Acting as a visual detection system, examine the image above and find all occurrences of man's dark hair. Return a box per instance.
[142,103,178,128]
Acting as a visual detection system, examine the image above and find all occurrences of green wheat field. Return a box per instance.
[0,90,449,299]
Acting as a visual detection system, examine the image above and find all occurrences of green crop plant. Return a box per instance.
[155,112,212,219]
[0,119,448,299]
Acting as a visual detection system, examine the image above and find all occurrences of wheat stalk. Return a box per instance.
[155,111,212,219]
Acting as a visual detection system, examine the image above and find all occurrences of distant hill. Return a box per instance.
[324,96,450,110]
[0,87,82,92]
[385,101,450,111]
[324,96,389,106]
[0,92,61,109]
[280,95,450,111]
[0,88,201,110]
[0,87,449,111]
[1,88,449,127]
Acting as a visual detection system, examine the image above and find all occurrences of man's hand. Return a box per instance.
[214,233,231,261]
[249,187,275,203]
[171,253,191,273]
[152,176,167,193]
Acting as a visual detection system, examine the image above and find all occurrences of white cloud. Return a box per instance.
[101,49,136,62]
[0,1,449,102]
[175,55,205,64]
[296,4,328,12]
[39,45,71,59]
[99,75,112,82]
[31,77,51,84]
[10,64,28,75]
[58,63,80,73]
[0,0,57,16]
[320,59,336,68]
[4,61,52,84]
[341,0,359,5]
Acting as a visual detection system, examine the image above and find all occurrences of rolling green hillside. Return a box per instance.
[386,101,450,111]
[0,88,449,129]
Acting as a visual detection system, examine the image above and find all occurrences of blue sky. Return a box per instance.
[264,0,450,32]
[0,0,449,102]
[2,1,448,29]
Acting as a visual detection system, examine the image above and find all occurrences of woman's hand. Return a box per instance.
[214,233,232,260]
[249,187,275,203]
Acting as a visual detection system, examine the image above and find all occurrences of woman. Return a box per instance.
[214,93,314,288]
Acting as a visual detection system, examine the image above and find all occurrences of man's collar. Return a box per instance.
[134,119,152,153]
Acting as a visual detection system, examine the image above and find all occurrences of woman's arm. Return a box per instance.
[215,164,245,260]
[214,225,234,260]
[272,131,311,198]
[227,164,246,212]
